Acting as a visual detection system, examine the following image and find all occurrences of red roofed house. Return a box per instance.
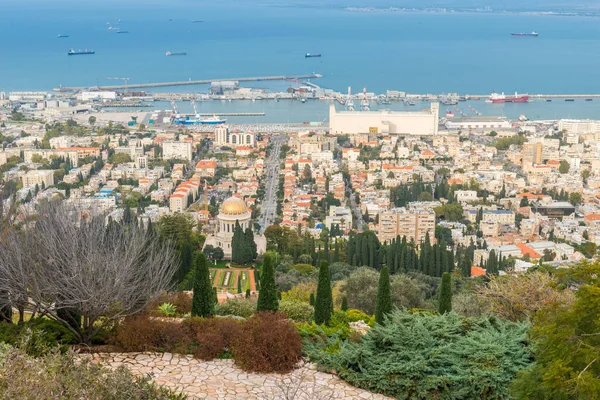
[195,160,217,177]
[516,243,541,260]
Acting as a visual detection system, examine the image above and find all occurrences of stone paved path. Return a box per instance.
[83,352,391,400]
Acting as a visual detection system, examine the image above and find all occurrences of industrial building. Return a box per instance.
[444,116,512,131]
[328,103,439,136]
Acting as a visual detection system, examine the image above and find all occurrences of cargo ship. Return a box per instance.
[166,51,186,56]
[511,32,538,37]
[305,53,321,58]
[68,49,95,56]
[116,30,129,34]
[487,92,529,103]
[57,34,69,38]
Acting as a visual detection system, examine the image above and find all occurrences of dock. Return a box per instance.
[54,74,323,92]
[180,112,265,117]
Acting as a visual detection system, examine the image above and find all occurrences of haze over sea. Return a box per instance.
[4,0,600,120]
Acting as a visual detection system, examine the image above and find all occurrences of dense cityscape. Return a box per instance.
[2,0,600,398]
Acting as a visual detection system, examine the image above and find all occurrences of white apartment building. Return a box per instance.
[163,141,193,161]
[22,170,54,188]
[214,125,255,148]
[558,119,600,135]
[324,207,353,231]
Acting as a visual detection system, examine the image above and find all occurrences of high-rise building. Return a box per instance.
[522,143,543,169]
[377,207,435,244]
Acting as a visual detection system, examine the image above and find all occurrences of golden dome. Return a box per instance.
[220,197,248,216]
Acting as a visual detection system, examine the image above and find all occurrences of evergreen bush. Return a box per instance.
[307,311,532,400]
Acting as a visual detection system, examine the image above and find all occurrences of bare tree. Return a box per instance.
[265,362,335,400]
[0,202,179,344]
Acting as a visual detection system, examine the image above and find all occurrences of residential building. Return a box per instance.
[378,207,435,244]
[22,170,54,188]
[163,141,193,161]
[214,125,255,148]
[324,207,353,232]
[522,143,543,168]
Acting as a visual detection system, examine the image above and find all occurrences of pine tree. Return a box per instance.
[438,272,452,314]
[341,296,348,311]
[375,266,392,324]
[256,252,279,311]
[192,253,215,317]
[314,260,333,325]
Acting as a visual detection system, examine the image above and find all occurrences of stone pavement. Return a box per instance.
[82,352,392,400]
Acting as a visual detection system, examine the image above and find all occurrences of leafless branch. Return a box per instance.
[0,201,179,344]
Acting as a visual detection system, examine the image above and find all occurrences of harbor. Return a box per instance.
[53,74,323,92]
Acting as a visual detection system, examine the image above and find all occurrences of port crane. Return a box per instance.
[170,99,180,118]
[361,86,370,111]
[107,77,131,93]
[346,86,355,111]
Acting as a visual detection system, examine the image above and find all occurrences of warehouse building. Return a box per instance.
[329,103,439,136]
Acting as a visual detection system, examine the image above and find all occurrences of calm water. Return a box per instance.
[4,1,600,120]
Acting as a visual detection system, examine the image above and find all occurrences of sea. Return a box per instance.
[3,0,600,122]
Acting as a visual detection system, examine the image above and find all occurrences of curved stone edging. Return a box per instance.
[81,352,392,400]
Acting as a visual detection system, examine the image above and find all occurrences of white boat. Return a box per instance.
[200,115,227,125]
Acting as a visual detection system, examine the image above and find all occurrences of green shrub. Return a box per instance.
[158,303,177,317]
[279,300,314,322]
[216,298,256,318]
[231,312,302,373]
[307,310,532,400]
[291,263,316,275]
[0,318,77,353]
[0,344,184,399]
[345,309,372,323]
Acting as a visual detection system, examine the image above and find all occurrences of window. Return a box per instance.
[232,135,237,144]
[246,134,252,144]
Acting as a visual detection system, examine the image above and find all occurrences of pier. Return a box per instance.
[54,74,323,92]
[180,112,265,117]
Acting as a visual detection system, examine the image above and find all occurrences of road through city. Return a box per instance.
[258,136,286,234]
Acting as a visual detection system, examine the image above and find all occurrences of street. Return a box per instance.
[258,135,286,234]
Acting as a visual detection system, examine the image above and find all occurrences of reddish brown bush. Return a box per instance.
[231,312,303,373]
[182,317,241,360]
[111,314,191,352]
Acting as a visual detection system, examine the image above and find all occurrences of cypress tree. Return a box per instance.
[341,295,348,311]
[244,227,257,262]
[237,272,242,294]
[123,203,132,225]
[257,252,279,311]
[192,253,215,317]
[375,266,392,324]
[245,288,251,298]
[438,272,452,314]
[231,221,244,264]
[213,287,218,307]
[461,257,471,277]
[314,260,333,325]
[309,292,315,306]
